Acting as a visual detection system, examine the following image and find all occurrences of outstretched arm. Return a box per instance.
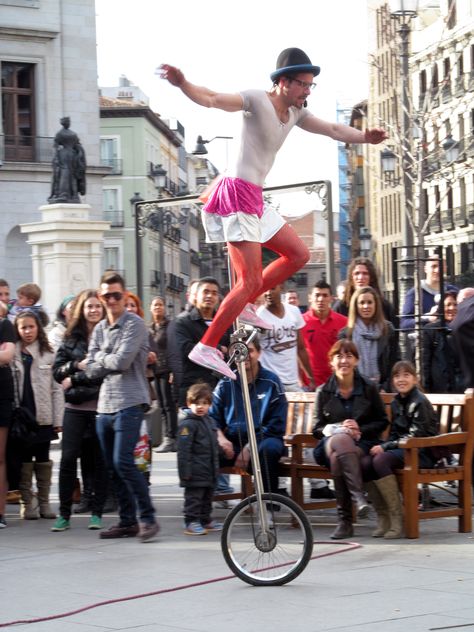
[299,114,387,144]
[159,64,243,112]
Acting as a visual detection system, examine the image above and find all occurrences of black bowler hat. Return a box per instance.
[270,47,320,83]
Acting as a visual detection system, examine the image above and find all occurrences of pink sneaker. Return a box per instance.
[189,343,236,380]
[239,303,272,330]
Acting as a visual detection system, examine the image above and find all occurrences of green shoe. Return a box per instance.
[88,515,103,530]
[51,516,70,532]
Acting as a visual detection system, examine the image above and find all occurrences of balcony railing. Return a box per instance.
[453,205,467,226]
[441,209,454,230]
[100,157,123,174]
[104,209,124,227]
[167,273,185,293]
[0,134,53,163]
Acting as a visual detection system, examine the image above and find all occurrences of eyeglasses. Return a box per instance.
[100,292,123,302]
[287,77,317,90]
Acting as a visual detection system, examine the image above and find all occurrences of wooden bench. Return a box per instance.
[279,391,474,539]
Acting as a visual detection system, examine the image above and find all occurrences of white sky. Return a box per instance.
[95,0,372,198]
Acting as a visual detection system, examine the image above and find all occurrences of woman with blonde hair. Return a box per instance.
[339,286,399,391]
[333,257,396,327]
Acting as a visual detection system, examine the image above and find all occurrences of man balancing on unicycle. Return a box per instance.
[160,48,387,379]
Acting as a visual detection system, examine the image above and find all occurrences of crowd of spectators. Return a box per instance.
[0,251,473,541]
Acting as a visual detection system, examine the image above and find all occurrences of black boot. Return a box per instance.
[337,453,369,519]
[331,476,354,540]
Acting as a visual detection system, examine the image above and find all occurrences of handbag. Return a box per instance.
[10,405,39,445]
[9,367,39,445]
[134,419,151,474]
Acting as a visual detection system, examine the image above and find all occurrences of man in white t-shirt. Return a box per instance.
[257,285,313,391]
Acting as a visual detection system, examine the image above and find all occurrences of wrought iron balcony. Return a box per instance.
[100,157,123,174]
[104,209,124,227]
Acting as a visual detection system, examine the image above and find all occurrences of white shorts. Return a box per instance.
[202,204,286,244]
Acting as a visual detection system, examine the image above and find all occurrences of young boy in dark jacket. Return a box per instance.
[177,383,222,535]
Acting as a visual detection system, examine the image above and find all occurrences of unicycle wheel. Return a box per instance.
[221,493,313,586]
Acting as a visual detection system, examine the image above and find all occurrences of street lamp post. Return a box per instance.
[131,192,144,300]
[132,164,168,303]
[359,227,372,258]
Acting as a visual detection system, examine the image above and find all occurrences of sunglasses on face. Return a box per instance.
[100,292,123,302]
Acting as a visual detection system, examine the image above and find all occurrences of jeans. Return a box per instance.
[220,436,285,493]
[96,405,156,526]
[58,408,107,520]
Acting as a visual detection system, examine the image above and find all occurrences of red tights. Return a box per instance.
[201,223,310,348]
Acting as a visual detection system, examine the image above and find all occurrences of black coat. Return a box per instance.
[53,332,102,404]
[313,372,389,444]
[169,307,231,407]
[451,295,474,389]
[422,321,464,393]
[148,318,171,376]
[177,411,220,488]
[338,322,400,391]
[382,386,439,451]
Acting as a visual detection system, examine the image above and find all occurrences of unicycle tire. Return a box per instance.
[221,493,313,586]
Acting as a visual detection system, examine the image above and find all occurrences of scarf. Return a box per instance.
[352,319,381,384]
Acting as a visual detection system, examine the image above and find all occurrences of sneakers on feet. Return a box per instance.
[184,521,208,535]
[88,515,103,530]
[139,521,160,542]
[0,515,6,528]
[203,520,223,532]
[239,303,272,330]
[51,516,70,532]
[189,343,236,380]
[153,438,177,453]
[99,523,139,539]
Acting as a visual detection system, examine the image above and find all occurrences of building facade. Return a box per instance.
[100,79,205,312]
[0,0,105,291]
[366,0,474,299]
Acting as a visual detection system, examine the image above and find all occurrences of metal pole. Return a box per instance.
[399,21,414,307]
[324,181,335,290]
[132,194,144,302]
[159,212,165,299]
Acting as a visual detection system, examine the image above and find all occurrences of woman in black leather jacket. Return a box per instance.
[312,339,388,540]
[366,361,439,539]
[51,290,107,532]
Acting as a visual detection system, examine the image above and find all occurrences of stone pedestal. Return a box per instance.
[20,204,110,319]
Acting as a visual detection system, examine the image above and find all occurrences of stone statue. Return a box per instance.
[48,117,86,203]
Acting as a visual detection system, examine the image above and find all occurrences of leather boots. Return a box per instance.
[374,475,403,539]
[337,453,370,519]
[331,476,354,540]
[19,462,39,520]
[365,481,390,537]
[35,461,56,519]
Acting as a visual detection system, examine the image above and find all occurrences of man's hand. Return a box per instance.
[217,434,235,460]
[365,128,388,144]
[234,445,250,469]
[61,377,72,391]
[158,64,185,88]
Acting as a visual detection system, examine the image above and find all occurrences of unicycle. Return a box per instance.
[220,326,313,586]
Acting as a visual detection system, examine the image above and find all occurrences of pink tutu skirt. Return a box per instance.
[203,176,264,218]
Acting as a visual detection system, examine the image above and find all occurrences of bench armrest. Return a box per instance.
[285,433,316,447]
[399,431,468,449]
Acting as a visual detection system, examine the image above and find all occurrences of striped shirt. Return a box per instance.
[86,310,150,414]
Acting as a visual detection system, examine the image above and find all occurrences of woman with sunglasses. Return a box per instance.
[52,290,107,532]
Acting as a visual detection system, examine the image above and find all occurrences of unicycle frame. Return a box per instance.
[229,324,271,534]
